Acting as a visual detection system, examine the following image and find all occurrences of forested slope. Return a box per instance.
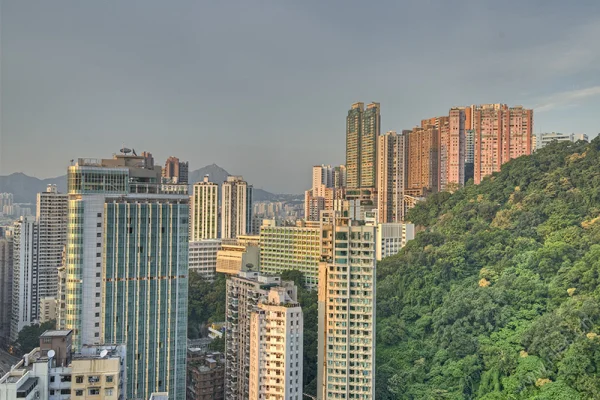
[376,138,600,399]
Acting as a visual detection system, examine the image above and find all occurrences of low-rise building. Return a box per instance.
[186,350,224,400]
[189,240,222,281]
[216,236,260,275]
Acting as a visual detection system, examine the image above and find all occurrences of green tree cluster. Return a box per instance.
[187,271,226,338]
[376,138,600,399]
[15,320,56,354]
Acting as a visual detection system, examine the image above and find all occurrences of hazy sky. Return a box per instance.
[2,1,600,193]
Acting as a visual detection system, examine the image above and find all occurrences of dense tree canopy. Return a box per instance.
[15,320,56,354]
[376,138,600,399]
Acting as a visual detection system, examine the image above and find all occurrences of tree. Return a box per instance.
[15,320,56,354]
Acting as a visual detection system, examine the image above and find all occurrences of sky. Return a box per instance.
[1,0,600,193]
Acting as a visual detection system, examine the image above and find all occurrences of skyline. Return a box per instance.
[2,1,600,193]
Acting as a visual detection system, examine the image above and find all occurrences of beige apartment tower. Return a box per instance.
[191,175,219,240]
[249,286,303,400]
[317,217,376,400]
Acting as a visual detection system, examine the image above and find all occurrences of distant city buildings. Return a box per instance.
[163,156,189,184]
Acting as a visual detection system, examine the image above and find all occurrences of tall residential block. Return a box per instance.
[445,108,466,190]
[249,286,303,400]
[225,272,297,400]
[406,125,439,196]
[0,234,13,346]
[191,175,219,240]
[221,176,253,239]
[36,184,68,303]
[317,217,376,400]
[377,131,406,223]
[63,152,188,399]
[163,156,189,184]
[346,102,380,190]
[471,104,533,184]
[11,216,39,342]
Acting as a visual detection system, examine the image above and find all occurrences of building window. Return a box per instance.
[75,376,84,383]
[75,390,83,396]
[89,388,100,396]
[106,375,114,383]
[105,388,113,396]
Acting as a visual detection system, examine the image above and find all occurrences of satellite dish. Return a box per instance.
[100,350,108,358]
[47,350,55,358]
[120,148,132,154]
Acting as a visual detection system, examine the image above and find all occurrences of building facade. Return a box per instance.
[11,216,39,342]
[221,176,253,239]
[249,286,303,400]
[163,156,189,184]
[189,239,222,281]
[36,185,68,305]
[0,235,13,346]
[187,350,225,400]
[216,236,260,275]
[346,102,380,190]
[406,125,439,196]
[471,104,533,184]
[538,132,589,149]
[377,131,406,223]
[190,176,219,241]
[318,218,376,400]
[225,272,295,400]
[62,153,188,399]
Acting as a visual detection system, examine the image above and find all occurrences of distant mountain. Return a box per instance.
[0,173,66,203]
[0,164,299,204]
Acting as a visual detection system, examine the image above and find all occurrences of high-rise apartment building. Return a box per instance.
[63,152,188,399]
[346,102,380,190]
[163,156,189,184]
[445,108,466,190]
[225,272,297,400]
[333,165,347,189]
[259,218,333,288]
[11,216,39,342]
[36,185,68,304]
[249,286,303,400]
[190,176,219,241]
[317,217,376,399]
[0,234,13,346]
[377,131,406,223]
[221,176,253,239]
[471,104,533,184]
[406,125,439,196]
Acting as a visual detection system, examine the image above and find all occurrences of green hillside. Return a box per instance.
[376,138,600,399]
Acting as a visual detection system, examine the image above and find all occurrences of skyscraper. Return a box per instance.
[36,184,68,303]
[317,217,376,399]
[471,104,533,184]
[11,216,39,342]
[190,175,219,240]
[346,102,381,191]
[221,176,253,239]
[0,234,13,346]
[377,131,406,223]
[406,125,439,196]
[163,156,189,184]
[225,272,297,400]
[249,286,303,400]
[63,153,188,399]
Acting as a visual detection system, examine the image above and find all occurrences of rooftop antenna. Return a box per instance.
[100,349,108,358]
[47,350,55,359]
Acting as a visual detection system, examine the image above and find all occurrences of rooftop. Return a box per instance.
[41,330,72,338]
